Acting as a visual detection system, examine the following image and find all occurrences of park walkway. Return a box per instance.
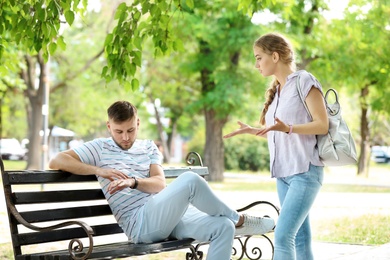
[1,165,390,259]
[222,167,390,260]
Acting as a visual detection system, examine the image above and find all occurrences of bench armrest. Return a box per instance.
[4,190,94,260]
[236,200,280,216]
[186,151,204,166]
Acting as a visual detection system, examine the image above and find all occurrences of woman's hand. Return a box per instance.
[224,121,264,138]
[256,117,289,136]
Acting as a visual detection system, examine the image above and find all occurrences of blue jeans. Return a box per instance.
[131,171,240,260]
[274,164,324,260]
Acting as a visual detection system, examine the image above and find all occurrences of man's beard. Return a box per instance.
[113,139,134,150]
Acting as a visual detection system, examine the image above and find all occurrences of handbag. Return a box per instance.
[296,73,358,166]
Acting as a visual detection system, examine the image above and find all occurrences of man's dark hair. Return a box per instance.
[107,101,138,123]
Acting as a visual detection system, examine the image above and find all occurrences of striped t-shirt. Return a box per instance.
[73,138,162,237]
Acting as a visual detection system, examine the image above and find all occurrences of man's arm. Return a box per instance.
[108,164,166,194]
[48,150,128,181]
[50,150,166,194]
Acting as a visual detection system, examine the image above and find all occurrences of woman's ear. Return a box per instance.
[272,52,279,63]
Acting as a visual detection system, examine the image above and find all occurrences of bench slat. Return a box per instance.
[20,205,112,223]
[15,223,123,246]
[21,238,196,260]
[13,189,105,204]
[163,167,209,178]
[6,171,96,185]
[5,167,208,185]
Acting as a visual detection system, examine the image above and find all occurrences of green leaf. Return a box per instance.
[186,0,194,9]
[42,49,49,62]
[57,36,66,50]
[173,39,184,52]
[133,36,142,50]
[132,51,142,66]
[0,65,8,76]
[115,2,127,20]
[104,33,114,46]
[65,10,75,26]
[122,80,131,91]
[133,9,141,21]
[34,40,42,52]
[130,63,136,76]
[141,1,150,14]
[49,42,57,55]
[101,66,109,77]
[131,78,140,91]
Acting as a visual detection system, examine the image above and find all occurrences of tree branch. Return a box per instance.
[50,48,104,93]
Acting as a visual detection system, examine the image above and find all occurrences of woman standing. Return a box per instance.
[224,33,328,260]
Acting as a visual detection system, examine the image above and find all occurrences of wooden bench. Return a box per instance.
[1,152,279,260]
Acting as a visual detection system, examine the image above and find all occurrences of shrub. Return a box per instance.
[224,136,269,172]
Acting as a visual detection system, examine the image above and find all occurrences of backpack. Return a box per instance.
[296,73,358,166]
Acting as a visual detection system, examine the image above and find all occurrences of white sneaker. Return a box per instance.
[235,214,275,236]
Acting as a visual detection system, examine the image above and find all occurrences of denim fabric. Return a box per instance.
[131,171,240,260]
[274,164,324,260]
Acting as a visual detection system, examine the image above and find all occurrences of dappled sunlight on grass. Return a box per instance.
[313,214,390,245]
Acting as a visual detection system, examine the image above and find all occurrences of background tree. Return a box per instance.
[0,0,121,169]
[0,0,89,168]
[309,0,390,175]
[2,0,389,177]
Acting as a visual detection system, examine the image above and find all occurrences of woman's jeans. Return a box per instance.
[273,164,324,260]
[131,171,240,260]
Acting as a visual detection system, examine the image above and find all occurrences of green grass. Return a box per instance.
[321,183,390,193]
[1,159,27,170]
[208,178,390,193]
[0,244,187,260]
[314,214,390,245]
[209,179,277,192]
[0,243,13,259]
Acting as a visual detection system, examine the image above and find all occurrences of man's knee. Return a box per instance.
[178,171,205,184]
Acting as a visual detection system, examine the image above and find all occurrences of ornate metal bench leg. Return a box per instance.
[186,246,203,260]
[232,234,274,260]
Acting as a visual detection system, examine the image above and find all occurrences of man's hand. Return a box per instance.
[96,168,129,181]
[107,178,134,194]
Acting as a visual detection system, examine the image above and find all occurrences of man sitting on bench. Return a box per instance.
[49,100,274,260]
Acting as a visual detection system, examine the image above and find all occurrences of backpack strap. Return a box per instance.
[296,71,333,119]
[296,72,313,120]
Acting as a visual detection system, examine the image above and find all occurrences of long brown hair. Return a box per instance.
[255,33,296,125]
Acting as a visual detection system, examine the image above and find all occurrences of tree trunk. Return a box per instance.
[204,109,227,181]
[21,53,46,170]
[0,90,6,139]
[357,85,370,176]
[198,40,225,181]
[149,95,171,164]
[167,118,177,159]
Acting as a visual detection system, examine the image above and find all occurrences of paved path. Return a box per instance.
[221,167,390,259]
[1,166,390,259]
[313,242,390,260]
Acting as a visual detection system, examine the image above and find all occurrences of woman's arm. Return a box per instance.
[223,121,267,139]
[293,87,329,135]
[255,87,329,136]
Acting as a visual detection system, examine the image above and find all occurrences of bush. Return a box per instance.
[224,136,269,172]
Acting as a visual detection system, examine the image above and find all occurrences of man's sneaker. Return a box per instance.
[235,214,275,236]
